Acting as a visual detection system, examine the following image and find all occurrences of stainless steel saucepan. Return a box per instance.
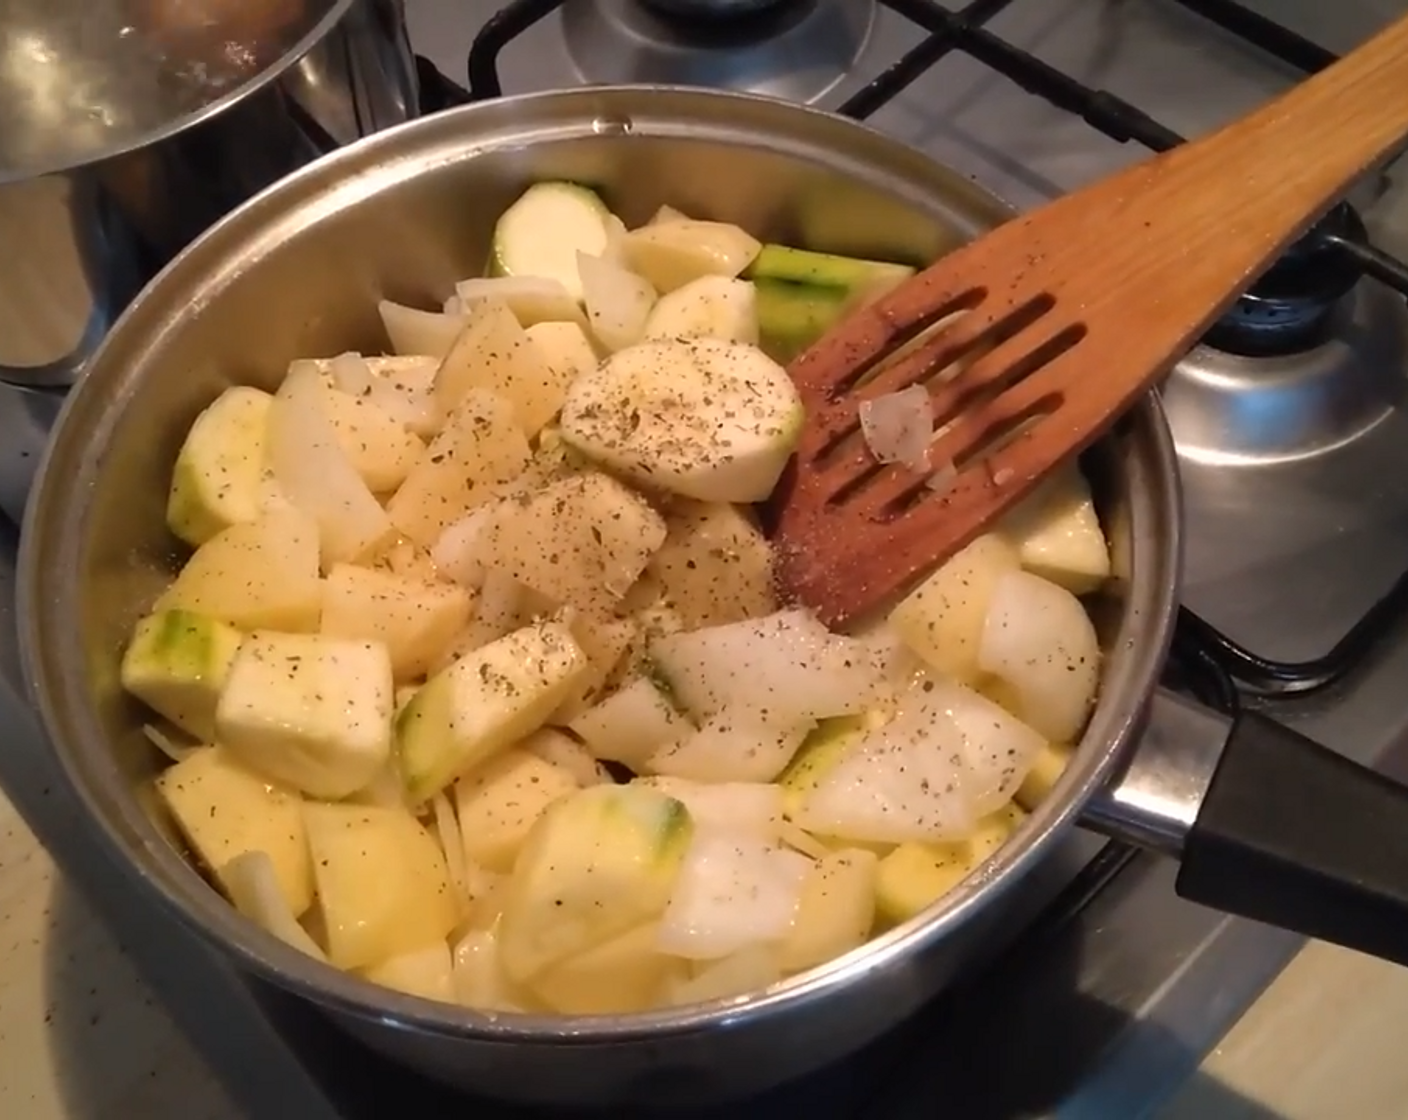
[20,87,1408,1108]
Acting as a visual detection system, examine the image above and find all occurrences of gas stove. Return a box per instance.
[6,1,1408,1117]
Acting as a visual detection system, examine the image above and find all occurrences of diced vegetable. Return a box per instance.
[873,804,1025,925]
[316,383,425,493]
[498,784,694,982]
[303,801,459,970]
[620,220,762,292]
[647,501,776,630]
[386,389,531,547]
[166,387,275,546]
[476,472,667,618]
[378,300,469,359]
[524,320,600,386]
[888,534,1021,683]
[568,675,692,769]
[155,508,323,632]
[979,571,1100,743]
[455,275,587,329]
[778,849,879,972]
[745,244,915,301]
[522,727,611,786]
[434,299,572,436]
[646,709,811,784]
[632,777,783,840]
[649,610,885,726]
[529,923,680,1014]
[656,830,810,960]
[121,609,243,740]
[268,365,395,564]
[221,851,327,961]
[998,459,1111,594]
[360,941,455,1002]
[451,926,523,1011]
[643,276,758,344]
[215,631,394,799]
[156,746,313,916]
[578,251,657,352]
[396,619,590,803]
[1015,741,1076,810]
[559,338,803,503]
[454,747,581,871]
[490,182,612,300]
[320,564,472,682]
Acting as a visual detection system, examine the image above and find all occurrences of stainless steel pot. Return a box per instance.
[0,0,418,390]
[19,86,1408,1108]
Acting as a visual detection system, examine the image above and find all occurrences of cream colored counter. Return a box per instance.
[0,775,1401,1120]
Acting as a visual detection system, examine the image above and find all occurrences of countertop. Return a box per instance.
[2,776,1405,1120]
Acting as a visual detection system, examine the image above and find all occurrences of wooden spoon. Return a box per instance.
[771,13,1408,628]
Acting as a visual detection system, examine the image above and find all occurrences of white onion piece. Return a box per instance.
[522,728,611,786]
[364,359,441,438]
[978,570,1101,743]
[794,693,980,845]
[925,458,959,493]
[378,300,468,360]
[646,709,811,784]
[328,351,374,396]
[577,251,657,352]
[650,609,885,725]
[142,723,197,764]
[455,276,585,328]
[222,851,327,962]
[268,365,394,564]
[568,676,692,769]
[431,792,471,911]
[859,385,932,472]
[451,927,523,1012]
[669,944,781,1006]
[921,677,1047,816]
[656,830,811,960]
[635,777,784,839]
[430,507,494,589]
[443,295,466,315]
[361,940,455,1002]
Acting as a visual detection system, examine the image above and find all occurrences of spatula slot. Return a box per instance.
[829,285,988,396]
[847,290,1057,405]
[929,318,1087,435]
[880,391,1064,521]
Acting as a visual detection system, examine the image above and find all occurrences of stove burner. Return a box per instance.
[1202,204,1366,358]
[561,0,875,103]
[1162,277,1407,466]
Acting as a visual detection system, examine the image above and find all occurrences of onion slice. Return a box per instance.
[859,385,933,472]
[221,851,328,962]
[656,830,811,960]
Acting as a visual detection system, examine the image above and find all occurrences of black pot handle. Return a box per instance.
[1175,708,1408,967]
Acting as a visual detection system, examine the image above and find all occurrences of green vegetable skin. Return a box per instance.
[746,245,917,362]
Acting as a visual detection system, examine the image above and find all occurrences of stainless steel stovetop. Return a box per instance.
[5,1,1408,1116]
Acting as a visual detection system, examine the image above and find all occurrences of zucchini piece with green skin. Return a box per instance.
[753,278,850,364]
[498,783,695,983]
[489,182,613,301]
[121,609,244,741]
[746,244,917,297]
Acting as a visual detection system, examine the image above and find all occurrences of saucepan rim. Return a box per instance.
[17,85,1179,1044]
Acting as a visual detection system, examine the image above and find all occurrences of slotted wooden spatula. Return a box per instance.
[772,13,1408,628]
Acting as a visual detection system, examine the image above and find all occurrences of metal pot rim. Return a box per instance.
[16,85,1181,1044]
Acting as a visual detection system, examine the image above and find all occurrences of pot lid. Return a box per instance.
[0,0,351,184]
